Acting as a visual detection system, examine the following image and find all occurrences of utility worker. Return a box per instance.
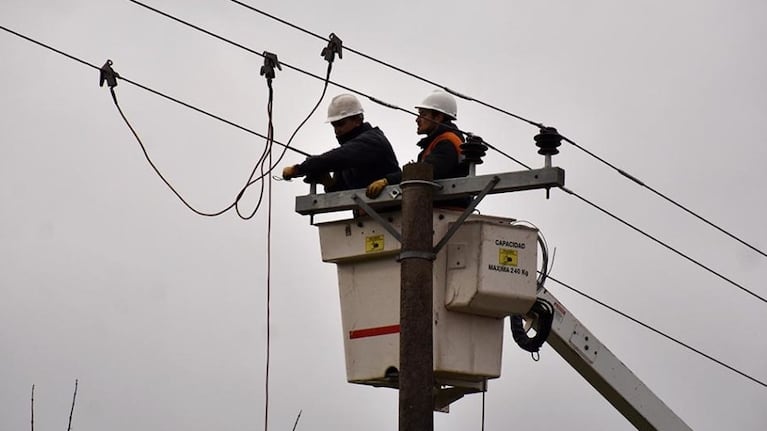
[366,90,469,207]
[282,94,400,192]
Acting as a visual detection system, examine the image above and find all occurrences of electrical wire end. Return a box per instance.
[99,59,119,88]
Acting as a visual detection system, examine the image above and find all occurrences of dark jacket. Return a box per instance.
[384,122,470,208]
[384,122,467,184]
[297,122,400,192]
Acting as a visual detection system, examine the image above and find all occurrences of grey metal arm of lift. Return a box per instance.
[536,288,692,430]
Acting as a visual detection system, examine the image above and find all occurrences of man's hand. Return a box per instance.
[366,178,388,199]
[282,165,301,180]
[304,172,334,188]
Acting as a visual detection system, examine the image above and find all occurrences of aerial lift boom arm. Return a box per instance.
[537,288,692,430]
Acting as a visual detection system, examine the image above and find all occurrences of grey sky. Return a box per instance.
[1,1,766,430]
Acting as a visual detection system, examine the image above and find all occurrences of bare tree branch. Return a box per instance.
[67,379,78,431]
[291,409,302,431]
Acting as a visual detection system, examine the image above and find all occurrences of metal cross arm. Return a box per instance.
[294,167,565,216]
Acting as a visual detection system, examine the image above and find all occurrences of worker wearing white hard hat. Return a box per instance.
[282,94,400,191]
[366,90,469,208]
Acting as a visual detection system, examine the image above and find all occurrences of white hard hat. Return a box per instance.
[326,94,364,123]
[415,90,457,120]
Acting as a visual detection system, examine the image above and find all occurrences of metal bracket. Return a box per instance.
[432,175,500,254]
[398,250,436,262]
[351,194,402,242]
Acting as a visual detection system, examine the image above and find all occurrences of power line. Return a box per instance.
[560,135,767,259]
[226,0,767,260]
[545,274,767,389]
[557,186,767,304]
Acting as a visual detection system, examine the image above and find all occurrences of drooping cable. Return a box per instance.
[226,0,767,259]
[544,274,767,389]
[104,75,236,216]
[263,90,274,431]
[0,24,328,220]
[236,70,276,220]
[247,60,335,191]
[102,58,277,219]
[510,221,551,288]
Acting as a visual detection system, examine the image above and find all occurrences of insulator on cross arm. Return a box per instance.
[534,127,562,156]
[461,133,488,165]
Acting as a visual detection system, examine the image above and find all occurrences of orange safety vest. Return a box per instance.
[420,131,463,161]
[420,131,467,211]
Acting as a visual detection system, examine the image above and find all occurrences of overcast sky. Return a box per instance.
[2,1,766,430]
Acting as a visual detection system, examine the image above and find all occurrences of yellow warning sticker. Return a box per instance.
[498,248,518,266]
[365,235,385,253]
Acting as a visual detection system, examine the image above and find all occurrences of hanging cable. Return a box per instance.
[100,38,331,219]
[100,60,237,217]
[510,220,551,288]
[544,274,767,389]
[257,37,340,186]
[235,53,280,220]
[263,86,274,431]
[510,298,555,359]
[99,57,285,219]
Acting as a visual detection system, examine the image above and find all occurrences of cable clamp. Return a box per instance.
[99,59,119,88]
[321,33,343,63]
[260,51,282,81]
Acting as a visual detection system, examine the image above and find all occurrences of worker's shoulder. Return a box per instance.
[353,124,392,145]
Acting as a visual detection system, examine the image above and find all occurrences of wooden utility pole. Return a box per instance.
[399,162,435,431]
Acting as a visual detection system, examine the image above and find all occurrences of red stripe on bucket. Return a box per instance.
[349,324,400,339]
